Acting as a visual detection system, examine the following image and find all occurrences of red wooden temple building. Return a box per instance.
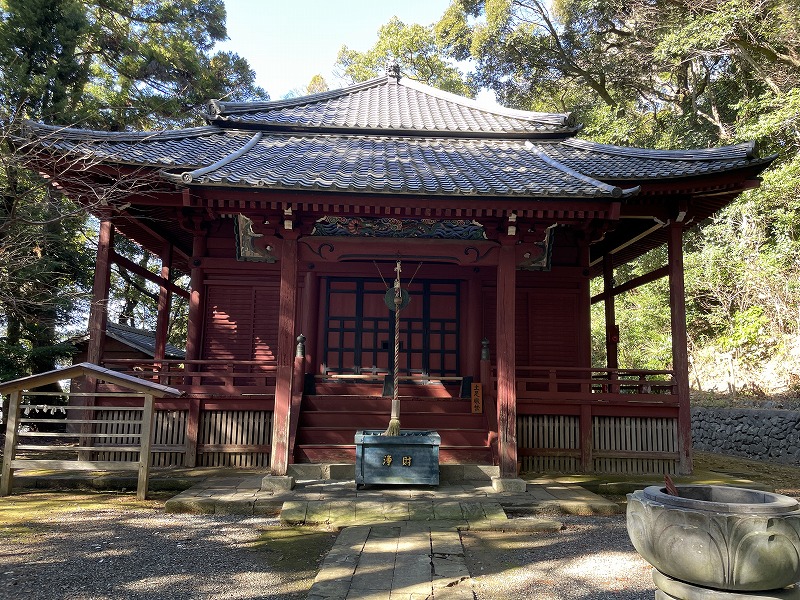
[21,69,772,477]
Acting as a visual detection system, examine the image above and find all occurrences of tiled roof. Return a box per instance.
[106,322,185,359]
[167,134,637,197]
[205,76,576,136]
[22,122,248,168]
[21,75,772,199]
[544,139,766,181]
[70,322,185,358]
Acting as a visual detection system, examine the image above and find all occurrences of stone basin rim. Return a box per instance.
[641,484,800,515]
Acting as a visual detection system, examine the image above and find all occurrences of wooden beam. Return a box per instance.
[184,224,207,365]
[137,394,154,500]
[114,213,192,264]
[668,222,693,474]
[300,272,320,372]
[591,265,670,304]
[0,363,181,396]
[111,250,189,300]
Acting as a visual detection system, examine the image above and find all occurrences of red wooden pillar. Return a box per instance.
[301,271,320,371]
[184,224,207,365]
[466,274,482,380]
[271,232,299,475]
[184,223,206,468]
[668,221,693,474]
[603,255,619,371]
[87,217,114,366]
[153,243,173,363]
[496,236,518,478]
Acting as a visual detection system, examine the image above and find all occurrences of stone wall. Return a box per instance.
[692,407,800,465]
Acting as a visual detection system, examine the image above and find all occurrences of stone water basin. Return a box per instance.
[627,485,800,592]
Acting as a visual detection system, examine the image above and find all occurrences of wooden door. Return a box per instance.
[323,277,460,376]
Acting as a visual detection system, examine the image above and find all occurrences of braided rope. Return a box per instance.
[385,260,402,436]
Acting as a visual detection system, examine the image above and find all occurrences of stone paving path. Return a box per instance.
[163,475,619,599]
[164,476,621,522]
[309,524,474,600]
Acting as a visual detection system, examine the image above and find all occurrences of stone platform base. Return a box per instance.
[653,570,800,600]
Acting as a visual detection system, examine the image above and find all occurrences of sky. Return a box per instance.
[217,0,454,100]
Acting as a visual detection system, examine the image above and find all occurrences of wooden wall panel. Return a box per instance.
[483,268,587,368]
[203,282,279,362]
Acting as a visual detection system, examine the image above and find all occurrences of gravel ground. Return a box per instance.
[1,496,654,600]
[0,498,336,600]
[462,515,654,600]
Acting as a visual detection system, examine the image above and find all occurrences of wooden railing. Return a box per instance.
[514,366,677,404]
[483,365,681,474]
[102,359,278,396]
[0,363,181,498]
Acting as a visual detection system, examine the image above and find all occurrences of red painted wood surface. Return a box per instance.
[153,243,172,362]
[271,234,299,475]
[495,238,517,477]
[301,272,320,370]
[185,225,207,364]
[203,283,279,362]
[603,255,619,370]
[87,219,113,366]
[668,222,693,474]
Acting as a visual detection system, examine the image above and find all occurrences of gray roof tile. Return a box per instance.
[206,76,575,135]
[22,77,770,199]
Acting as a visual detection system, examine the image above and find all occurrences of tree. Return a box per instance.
[306,74,329,95]
[0,0,266,390]
[336,16,473,96]
[435,0,800,391]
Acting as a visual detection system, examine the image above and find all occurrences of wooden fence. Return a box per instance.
[510,366,681,474]
[0,363,180,499]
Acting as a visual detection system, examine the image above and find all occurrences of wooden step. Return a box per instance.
[299,411,486,429]
[295,444,493,464]
[297,427,489,447]
[302,395,475,413]
[311,382,462,398]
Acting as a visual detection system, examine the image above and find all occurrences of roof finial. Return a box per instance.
[386,60,401,81]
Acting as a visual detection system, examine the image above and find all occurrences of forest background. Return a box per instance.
[1,0,798,403]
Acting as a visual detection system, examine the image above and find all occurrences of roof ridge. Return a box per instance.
[398,78,573,127]
[206,77,388,117]
[562,138,757,161]
[168,131,263,183]
[23,121,220,142]
[527,142,639,198]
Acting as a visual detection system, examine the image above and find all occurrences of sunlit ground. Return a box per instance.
[463,515,654,600]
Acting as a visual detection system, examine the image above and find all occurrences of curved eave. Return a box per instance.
[160,174,628,200]
[208,119,583,140]
[607,154,777,194]
[21,120,220,142]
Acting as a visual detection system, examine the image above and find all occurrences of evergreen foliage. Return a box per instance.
[0,0,265,384]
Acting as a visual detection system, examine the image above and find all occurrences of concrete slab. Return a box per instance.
[306,500,332,524]
[260,475,295,491]
[164,496,215,514]
[432,502,464,521]
[280,500,308,525]
[491,477,527,493]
